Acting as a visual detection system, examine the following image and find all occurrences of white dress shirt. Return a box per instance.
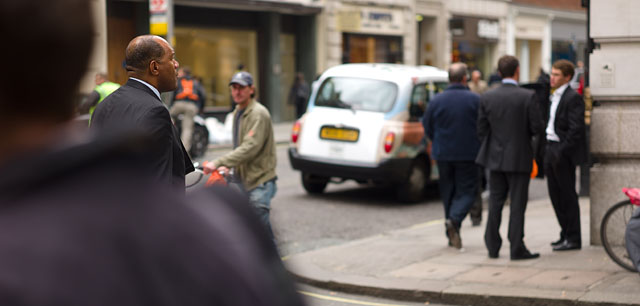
[546,83,569,142]
[130,77,162,100]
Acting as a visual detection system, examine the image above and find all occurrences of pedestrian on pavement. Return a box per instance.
[467,70,488,227]
[545,59,587,252]
[78,72,120,122]
[468,69,488,95]
[170,66,206,154]
[203,71,278,242]
[0,1,305,305]
[423,63,481,249]
[288,72,310,119]
[91,35,194,191]
[476,55,544,260]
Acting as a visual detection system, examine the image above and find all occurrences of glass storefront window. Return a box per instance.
[452,40,494,79]
[174,27,257,108]
[342,33,403,64]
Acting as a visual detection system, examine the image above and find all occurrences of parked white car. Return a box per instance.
[288,64,448,202]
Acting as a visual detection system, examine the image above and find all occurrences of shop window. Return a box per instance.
[342,33,403,64]
[174,27,258,108]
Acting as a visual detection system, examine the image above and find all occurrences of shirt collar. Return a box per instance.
[553,83,569,97]
[129,77,162,100]
[502,78,518,86]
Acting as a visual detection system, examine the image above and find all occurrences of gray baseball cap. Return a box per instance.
[229,71,254,86]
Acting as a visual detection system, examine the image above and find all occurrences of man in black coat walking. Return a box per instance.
[545,60,587,251]
[92,35,193,190]
[476,55,544,260]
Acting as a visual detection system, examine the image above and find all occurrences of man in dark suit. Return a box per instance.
[545,60,587,251]
[423,62,480,249]
[476,55,544,260]
[92,35,193,190]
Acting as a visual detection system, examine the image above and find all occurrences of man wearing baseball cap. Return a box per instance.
[204,71,278,243]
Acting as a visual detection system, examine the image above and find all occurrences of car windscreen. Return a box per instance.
[314,77,398,113]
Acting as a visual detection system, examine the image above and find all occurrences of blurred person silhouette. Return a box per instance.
[0,1,306,305]
[170,66,206,153]
[288,72,310,119]
[78,72,120,122]
[91,35,194,191]
[468,69,488,95]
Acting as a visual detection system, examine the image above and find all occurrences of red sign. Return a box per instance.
[150,0,167,14]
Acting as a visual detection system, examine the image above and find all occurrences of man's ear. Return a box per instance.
[149,60,160,76]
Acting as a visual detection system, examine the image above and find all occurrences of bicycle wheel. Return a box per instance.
[601,199,637,272]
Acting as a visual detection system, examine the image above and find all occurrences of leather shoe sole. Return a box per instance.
[552,241,581,251]
[510,252,540,260]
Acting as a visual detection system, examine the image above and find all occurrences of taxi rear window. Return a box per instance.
[314,77,398,113]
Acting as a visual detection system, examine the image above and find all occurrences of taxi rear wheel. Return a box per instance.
[302,172,329,194]
[396,160,428,203]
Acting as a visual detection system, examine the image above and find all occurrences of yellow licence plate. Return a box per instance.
[320,127,359,142]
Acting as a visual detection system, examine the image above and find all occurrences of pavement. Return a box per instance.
[284,198,640,306]
[219,121,640,305]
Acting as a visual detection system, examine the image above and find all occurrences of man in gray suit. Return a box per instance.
[476,55,544,260]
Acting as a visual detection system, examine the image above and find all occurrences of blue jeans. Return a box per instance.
[436,161,479,226]
[248,179,277,242]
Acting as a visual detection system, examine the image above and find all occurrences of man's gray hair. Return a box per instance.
[448,62,468,83]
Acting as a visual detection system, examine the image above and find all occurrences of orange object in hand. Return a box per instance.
[206,171,227,186]
[202,161,227,186]
[530,160,538,178]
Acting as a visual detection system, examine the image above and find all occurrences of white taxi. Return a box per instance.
[288,64,448,202]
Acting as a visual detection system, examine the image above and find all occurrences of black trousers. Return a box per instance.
[545,142,581,244]
[484,171,530,256]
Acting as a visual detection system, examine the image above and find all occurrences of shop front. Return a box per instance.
[333,3,412,66]
[449,15,500,78]
[105,0,320,122]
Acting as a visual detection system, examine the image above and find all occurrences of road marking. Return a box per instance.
[409,219,444,229]
[298,290,411,306]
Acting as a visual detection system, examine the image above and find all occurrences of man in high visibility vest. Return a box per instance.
[80,73,120,124]
[170,67,205,153]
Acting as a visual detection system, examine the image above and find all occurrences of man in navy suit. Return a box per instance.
[92,35,194,190]
[545,60,587,251]
[423,62,480,249]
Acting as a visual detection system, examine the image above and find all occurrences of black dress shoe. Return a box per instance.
[550,238,565,247]
[510,250,540,260]
[552,240,581,251]
[488,252,499,259]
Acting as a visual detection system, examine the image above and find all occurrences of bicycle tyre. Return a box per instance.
[600,199,637,272]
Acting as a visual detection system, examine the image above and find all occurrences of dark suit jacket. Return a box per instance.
[476,83,544,173]
[422,84,480,161]
[548,86,587,165]
[91,79,194,188]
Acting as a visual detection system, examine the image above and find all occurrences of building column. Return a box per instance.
[260,12,283,122]
[542,14,554,73]
[519,39,530,83]
[506,8,516,56]
[297,15,317,88]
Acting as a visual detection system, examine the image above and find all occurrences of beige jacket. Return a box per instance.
[213,99,277,191]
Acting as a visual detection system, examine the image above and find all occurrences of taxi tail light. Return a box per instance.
[384,132,395,153]
[292,121,301,143]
